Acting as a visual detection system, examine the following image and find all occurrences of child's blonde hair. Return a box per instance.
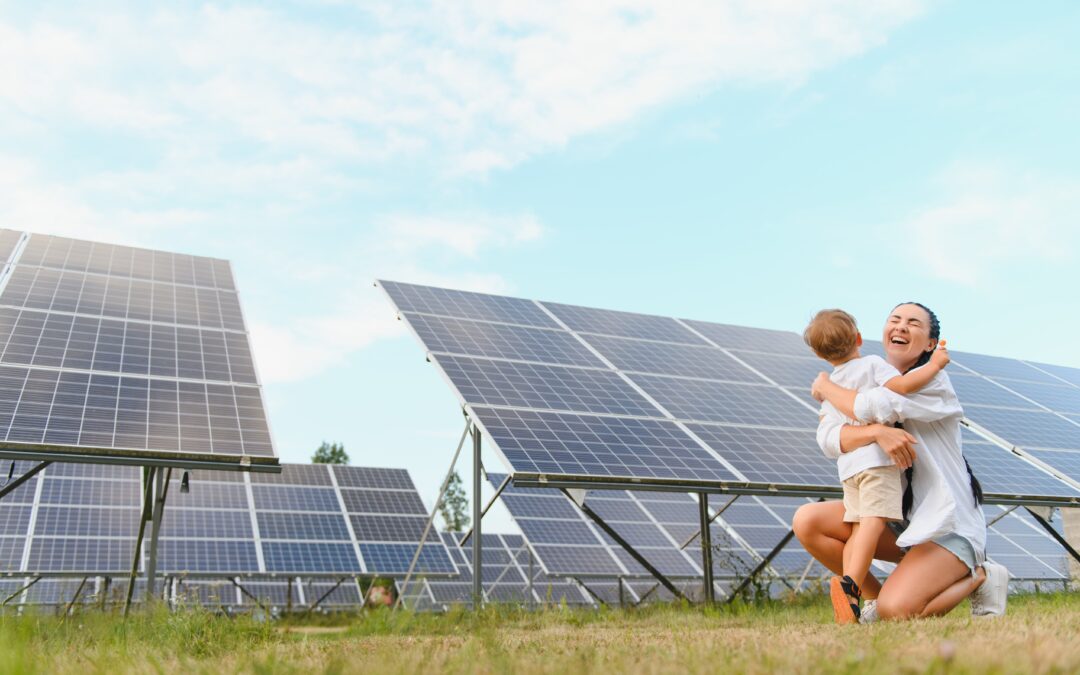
[803,309,859,362]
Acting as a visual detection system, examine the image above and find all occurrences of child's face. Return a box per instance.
[883,304,936,370]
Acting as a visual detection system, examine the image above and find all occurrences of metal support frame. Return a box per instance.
[573,577,608,607]
[145,467,172,601]
[681,495,739,550]
[566,490,688,602]
[793,557,816,593]
[527,547,535,609]
[988,505,1020,528]
[472,428,483,607]
[62,576,89,616]
[124,468,157,617]
[1,576,41,607]
[698,492,715,604]
[302,576,349,618]
[99,577,110,610]
[459,473,511,546]
[726,529,795,603]
[0,461,51,502]
[231,577,272,615]
[395,420,472,610]
[1025,507,1080,566]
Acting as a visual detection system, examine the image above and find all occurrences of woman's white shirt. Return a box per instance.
[819,368,986,557]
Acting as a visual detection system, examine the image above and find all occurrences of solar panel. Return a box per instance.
[420,530,591,609]
[985,506,1070,582]
[381,280,1080,504]
[960,429,1080,501]
[0,461,454,577]
[0,229,277,469]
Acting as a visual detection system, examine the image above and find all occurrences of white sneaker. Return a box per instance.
[859,599,879,624]
[970,561,1008,617]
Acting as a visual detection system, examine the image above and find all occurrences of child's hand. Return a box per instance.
[930,339,950,370]
[811,372,830,402]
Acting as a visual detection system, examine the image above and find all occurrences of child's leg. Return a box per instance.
[844,516,887,589]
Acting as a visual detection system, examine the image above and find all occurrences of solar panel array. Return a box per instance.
[984,506,1071,583]
[382,281,1080,503]
[406,531,591,609]
[0,462,454,577]
[0,229,277,467]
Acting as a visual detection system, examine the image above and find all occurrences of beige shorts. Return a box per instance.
[842,465,903,523]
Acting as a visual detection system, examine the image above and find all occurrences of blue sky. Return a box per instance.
[2,1,1078,531]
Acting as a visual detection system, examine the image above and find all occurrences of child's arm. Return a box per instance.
[883,339,950,395]
[812,373,857,419]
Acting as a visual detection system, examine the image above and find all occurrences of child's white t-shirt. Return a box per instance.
[820,354,901,481]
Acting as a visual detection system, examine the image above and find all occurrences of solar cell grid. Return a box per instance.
[381,281,557,328]
[994,380,1080,415]
[339,489,426,515]
[34,505,138,537]
[435,354,661,417]
[163,509,253,539]
[159,540,259,573]
[542,301,706,345]
[348,514,427,542]
[257,512,350,541]
[965,406,1080,450]
[687,423,835,487]
[405,313,602,367]
[1022,449,1080,482]
[0,537,23,569]
[949,373,1040,410]
[960,435,1080,499]
[474,407,739,482]
[173,482,250,509]
[953,352,1062,385]
[724,351,831,389]
[251,485,339,512]
[263,542,360,573]
[631,374,817,426]
[1026,361,1080,388]
[40,478,140,506]
[681,320,809,357]
[359,543,455,574]
[0,229,22,262]
[332,465,415,491]
[0,505,30,535]
[29,538,133,572]
[581,334,762,382]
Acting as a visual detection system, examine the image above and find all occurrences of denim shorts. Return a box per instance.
[886,522,978,574]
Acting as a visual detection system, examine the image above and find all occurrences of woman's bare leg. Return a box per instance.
[792,501,902,600]
[875,542,971,619]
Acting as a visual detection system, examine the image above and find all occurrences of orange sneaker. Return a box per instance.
[829,575,861,625]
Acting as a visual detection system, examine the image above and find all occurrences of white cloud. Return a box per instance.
[903,163,1079,285]
[0,2,922,175]
[247,213,543,384]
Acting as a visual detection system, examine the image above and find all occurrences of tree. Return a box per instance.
[438,471,470,532]
[312,441,349,464]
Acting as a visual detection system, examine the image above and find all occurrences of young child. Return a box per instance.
[803,309,950,624]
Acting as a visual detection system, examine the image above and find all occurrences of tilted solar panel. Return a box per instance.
[0,461,454,577]
[0,229,277,470]
[382,281,1080,504]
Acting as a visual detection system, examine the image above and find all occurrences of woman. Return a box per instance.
[793,302,1006,620]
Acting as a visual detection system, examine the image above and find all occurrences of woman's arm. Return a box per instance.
[817,416,918,469]
[811,373,858,419]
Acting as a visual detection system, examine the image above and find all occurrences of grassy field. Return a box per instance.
[1,592,1079,674]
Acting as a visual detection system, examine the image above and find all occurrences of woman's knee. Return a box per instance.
[875,592,920,620]
[792,503,817,543]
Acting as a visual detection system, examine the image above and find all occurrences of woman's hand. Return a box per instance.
[874,424,918,469]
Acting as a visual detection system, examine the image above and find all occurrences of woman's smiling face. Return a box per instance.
[883,304,937,372]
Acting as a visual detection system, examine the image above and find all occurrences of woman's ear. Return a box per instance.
[926,339,938,353]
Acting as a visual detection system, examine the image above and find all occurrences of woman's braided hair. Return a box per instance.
[896,302,984,518]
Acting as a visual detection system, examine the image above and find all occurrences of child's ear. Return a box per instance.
[856,333,863,347]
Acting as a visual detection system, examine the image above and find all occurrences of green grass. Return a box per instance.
[2,592,1079,673]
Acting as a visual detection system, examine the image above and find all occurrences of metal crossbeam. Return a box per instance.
[726,529,795,603]
[1,576,41,607]
[302,576,349,617]
[566,490,688,602]
[0,461,51,502]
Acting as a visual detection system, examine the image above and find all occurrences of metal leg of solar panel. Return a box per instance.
[726,529,795,604]
[472,427,483,608]
[1,576,40,607]
[793,557,816,593]
[680,495,739,550]
[1024,507,1080,565]
[573,578,608,607]
[62,576,89,617]
[394,420,472,611]
[458,474,511,547]
[124,468,158,617]
[527,547,535,609]
[231,577,272,616]
[145,467,172,602]
[0,460,50,502]
[99,577,110,611]
[302,576,349,618]
[988,505,1019,528]
[566,491,688,602]
[699,493,715,604]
